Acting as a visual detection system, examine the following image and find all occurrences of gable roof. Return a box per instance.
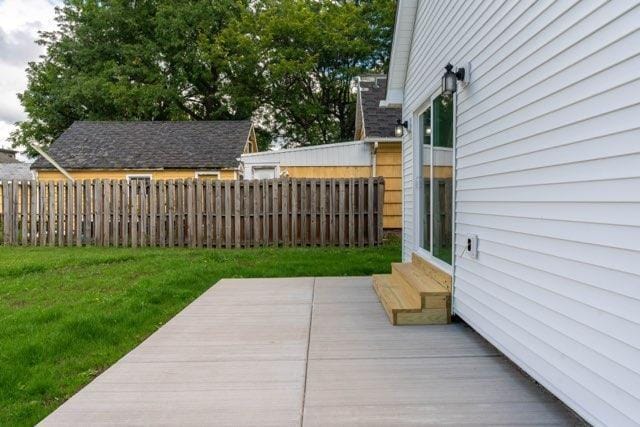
[355,76,402,140]
[32,121,253,170]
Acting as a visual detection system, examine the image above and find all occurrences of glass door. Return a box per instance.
[419,107,431,253]
[418,94,454,265]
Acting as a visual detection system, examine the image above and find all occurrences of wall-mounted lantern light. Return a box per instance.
[442,63,466,98]
[395,119,408,137]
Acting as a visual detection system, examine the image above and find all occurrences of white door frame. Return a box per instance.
[411,85,457,278]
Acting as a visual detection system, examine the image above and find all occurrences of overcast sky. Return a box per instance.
[0,0,58,157]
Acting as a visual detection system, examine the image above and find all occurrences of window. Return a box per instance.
[253,166,277,180]
[418,94,454,265]
[126,174,152,184]
[195,171,220,180]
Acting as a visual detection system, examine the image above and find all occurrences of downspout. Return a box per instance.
[29,141,74,182]
[372,141,378,177]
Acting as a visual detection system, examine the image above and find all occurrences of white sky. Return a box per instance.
[0,0,58,158]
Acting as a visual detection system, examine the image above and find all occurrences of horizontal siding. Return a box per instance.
[402,0,640,424]
[376,143,402,229]
[280,166,371,178]
[240,141,371,166]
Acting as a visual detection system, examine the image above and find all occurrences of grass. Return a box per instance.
[0,239,400,426]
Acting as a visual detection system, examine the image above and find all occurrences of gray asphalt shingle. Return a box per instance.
[31,121,252,170]
[359,76,402,139]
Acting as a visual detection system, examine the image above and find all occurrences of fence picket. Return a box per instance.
[243,181,250,247]
[224,181,232,249]
[234,181,241,248]
[310,180,316,247]
[330,180,336,245]
[47,182,54,246]
[291,179,297,246]
[215,181,222,248]
[187,180,195,248]
[348,179,355,246]
[282,180,289,246]
[2,181,9,244]
[195,180,202,248]
[31,181,38,245]
[368,178,374,246]
[261,181,269,245]
[167,180,174,247]
[300,181,306,246]
[205,181,213,248]
[272,180,278,247]
[377,178,384,244]
[338,180,345,247]
[20,181,28,245]
[39,182,46,246]
[11,181,18,244]
[158,181,166,247]
[65,181,73,246]
[319,180,326,246]
[252,180,260,247]
[358,179,364,247]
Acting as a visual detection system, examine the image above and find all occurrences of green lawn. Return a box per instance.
[0,239,400,426]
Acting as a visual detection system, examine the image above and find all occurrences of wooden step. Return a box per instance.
[372,274,450,325]
[412,253,452,291]
[372,274,421,325]
[392,263,449,298]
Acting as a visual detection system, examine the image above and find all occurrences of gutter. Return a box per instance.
[363,137,402,143]
[29,141,75,182]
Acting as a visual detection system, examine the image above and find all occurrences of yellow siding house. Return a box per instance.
[32,121,257,181]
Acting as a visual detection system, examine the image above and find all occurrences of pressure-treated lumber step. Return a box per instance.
[372,274,421,325]
[392,263,449,297]
[412,253,452,291]
[373,272,450,325]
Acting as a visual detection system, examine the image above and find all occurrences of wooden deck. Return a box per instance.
[40,277,579,426]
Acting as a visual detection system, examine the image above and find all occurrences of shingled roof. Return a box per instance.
[355,75,402,140]
[32,121,253,170]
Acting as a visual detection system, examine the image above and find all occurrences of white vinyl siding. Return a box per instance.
[240,140,372,167]
[401,1,640,425]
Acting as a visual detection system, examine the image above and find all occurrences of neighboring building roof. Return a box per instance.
[32,121,253,170]
[0,162,33,181]
[355,75,402,140]
[0,148,20,164]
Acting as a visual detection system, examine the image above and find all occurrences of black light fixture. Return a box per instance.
[442,63,465,98]
[395,119,408,137]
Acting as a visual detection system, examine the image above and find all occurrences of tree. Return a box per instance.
[12,0,395,153]
[12,0,262,154]
[253,0,395,146]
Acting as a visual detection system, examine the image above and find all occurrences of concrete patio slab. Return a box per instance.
[40,276,579,426]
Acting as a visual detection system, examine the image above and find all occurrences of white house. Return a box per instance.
[381,1,640,425]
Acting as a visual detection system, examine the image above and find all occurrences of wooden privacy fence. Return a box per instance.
[0,178,384,248]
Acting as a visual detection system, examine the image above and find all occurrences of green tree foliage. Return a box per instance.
[252,0,395,145]
[12,0,394,153]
